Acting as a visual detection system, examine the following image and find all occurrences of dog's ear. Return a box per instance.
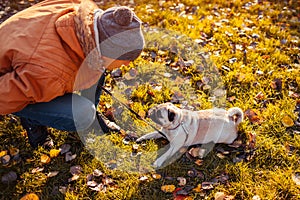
[168,110,176,122]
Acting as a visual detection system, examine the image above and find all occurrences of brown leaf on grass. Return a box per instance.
[20,193,39,200]
[161,185,176,193]
[255,91,264,100]
[59,144,71,155]
[173,187,193,200]
[270,78,282,91]
[49,149,61,158]
[194,159,204,166]
[214,192,226,200]
[47,171,59,178]
[58,186,67,194]
[244,109,261,123]
[281,115,294,127]
[0,150,7,157]
[139,175,148,181]
[93,169,103,177]
[288,91,300,99]
[201,182,214,190]
[87,180,98,187]
[152,173,162,179]
[1,154,10,165]
[247,132,257,150]
[9,147,19,157]
[70,165,82,175]
[193,184,202,193]
[252,195,261,200]
[31,167,44,174]
[237,73,246,82]
[188,147,201,157]
[227,96,236,102]
[103,176,114,185]
[68,175,80,182]
[65,152,76,162]
[40,154,51,164]
[292,173,300,185]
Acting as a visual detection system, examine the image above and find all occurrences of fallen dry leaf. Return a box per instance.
[49,149,61,158]
[31,167,44,174]
[68,174,80,182]
[255,91,264,100]
[47,171,59,178]
[248,132,257,149]
[65,152,76,162]
[139,175,148,181]
[70,165,82,175]
[59,144,71,154]
[9,147,19,157]
[292,173,300,185]
[173,188,193,200]
[201,182,214,190]
[161,185,176,193]
[58,186,67,194]
[87,180,98,187]
[20,193,39,200]
[194,159,203,166]
[1,154,10,165]
[89,183,105,192]
[281,115,294,127]
[252,195,261,200]
[152,173,162,179]
[214,192,226,200]
[93,169,103,177]
[40,154,51,164]
[245,109,261,123]
[0,150,7,157]
[193,184,202,193]
[188,147,201,157]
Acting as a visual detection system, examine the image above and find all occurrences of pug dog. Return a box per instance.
[137,102,244,167]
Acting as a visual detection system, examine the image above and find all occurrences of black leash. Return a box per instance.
[99,85,168,139]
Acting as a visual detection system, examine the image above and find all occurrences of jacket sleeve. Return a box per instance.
[0,63,66,114]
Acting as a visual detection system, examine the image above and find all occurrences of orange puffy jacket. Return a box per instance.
[0,0,100,114]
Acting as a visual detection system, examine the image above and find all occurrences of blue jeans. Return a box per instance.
[14,93,96,132]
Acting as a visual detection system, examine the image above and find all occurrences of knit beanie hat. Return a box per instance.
[96,6,145,60]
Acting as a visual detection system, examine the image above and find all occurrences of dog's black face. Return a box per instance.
[148,103,180,129]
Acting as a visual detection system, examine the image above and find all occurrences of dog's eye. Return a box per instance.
[168,110,175,122]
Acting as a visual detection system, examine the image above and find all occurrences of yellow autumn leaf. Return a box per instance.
[193,184,202,193]
[0,150,7,157]
[152,173,162,179]
[50,149,61,158]
[282,115,294,127]
[161,185,176,193]
[40,154,51,164]
[20,193,39,200]
[9,147,19,156]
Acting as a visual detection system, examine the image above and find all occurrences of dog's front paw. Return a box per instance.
[136,136,145,143]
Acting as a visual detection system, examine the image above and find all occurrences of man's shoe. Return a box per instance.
[20,118,54,149]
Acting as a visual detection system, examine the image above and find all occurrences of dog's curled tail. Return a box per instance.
[228,107,244,124]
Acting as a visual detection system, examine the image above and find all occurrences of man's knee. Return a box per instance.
[72,96,96,131]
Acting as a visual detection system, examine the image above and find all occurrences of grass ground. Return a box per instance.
[0,0,300,199]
